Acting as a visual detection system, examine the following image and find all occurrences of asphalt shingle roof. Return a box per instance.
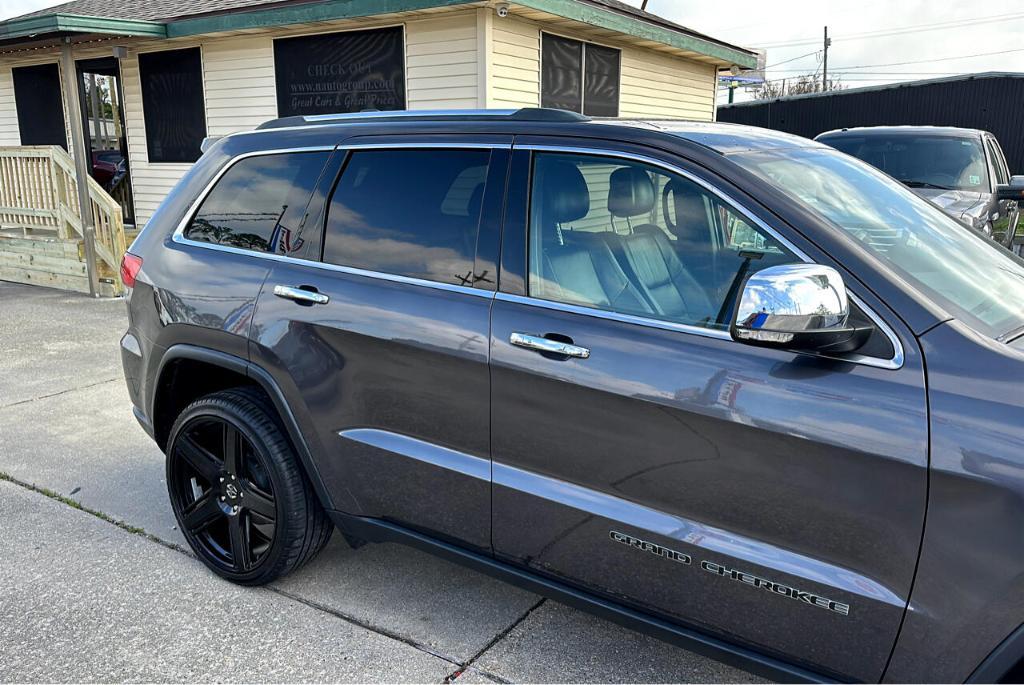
[10,0,749,56]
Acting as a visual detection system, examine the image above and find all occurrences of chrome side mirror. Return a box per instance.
[731,263,870,353]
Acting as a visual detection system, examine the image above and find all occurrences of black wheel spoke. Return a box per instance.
[223,423,241,476]
[182,492,222,534]
[176,435,221,483]
[228,514,252,571]
[243,486,276,520]
[172,410,282,575]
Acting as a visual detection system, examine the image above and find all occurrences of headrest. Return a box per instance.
[664,178,710,241]
[608,167,655,218]
[538,161,589,223]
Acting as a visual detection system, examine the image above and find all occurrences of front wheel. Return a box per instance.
[166,387,332,585]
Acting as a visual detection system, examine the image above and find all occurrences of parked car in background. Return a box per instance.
[816,126,1022,246]
[120,110,1024,683]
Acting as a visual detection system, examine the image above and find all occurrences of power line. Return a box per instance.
[758,47,1024,77]
[750,10,1024,48]
[762,49,820,69]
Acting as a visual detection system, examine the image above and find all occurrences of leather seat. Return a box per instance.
[605,167,715,325]
[532,161,652,316]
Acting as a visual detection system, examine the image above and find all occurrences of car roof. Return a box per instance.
[237,108,825,157]
[816,125,989,139]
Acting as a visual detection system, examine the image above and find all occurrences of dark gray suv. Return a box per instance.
[119,109,1024,683]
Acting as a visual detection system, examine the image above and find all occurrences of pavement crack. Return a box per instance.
[0,471,190,554]
[442,597,546,683]
[1,377,120,409]
[268,585,463,666]
[0,469,469,670]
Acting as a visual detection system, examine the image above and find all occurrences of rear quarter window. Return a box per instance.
[184,151,330,254]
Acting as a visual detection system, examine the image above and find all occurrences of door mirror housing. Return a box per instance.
[997,175,1024,202]
[731,264,871,353]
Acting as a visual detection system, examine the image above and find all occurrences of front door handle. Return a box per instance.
[273,284,329,305]
[510,332,590,359]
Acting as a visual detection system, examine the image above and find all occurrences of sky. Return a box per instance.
[3,0,1023,105]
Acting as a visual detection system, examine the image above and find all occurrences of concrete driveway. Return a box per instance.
[0,280,762,683]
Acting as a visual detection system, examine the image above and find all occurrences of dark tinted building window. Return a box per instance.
[184,151,330,254]
[323,149,490,285]
[274,27,406,117]
[541,34,620,116]
[139,48,207,163]
[12,64,67,149]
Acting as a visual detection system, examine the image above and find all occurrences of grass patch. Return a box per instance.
[0,471,186,552]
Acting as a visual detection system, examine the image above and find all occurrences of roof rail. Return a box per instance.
[256,107,589,130]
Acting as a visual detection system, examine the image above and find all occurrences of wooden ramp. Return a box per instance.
[0,145,127,296]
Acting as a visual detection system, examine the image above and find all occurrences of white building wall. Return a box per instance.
[490,16,540,108]
[619,47,717,120]
[0,66,19,145]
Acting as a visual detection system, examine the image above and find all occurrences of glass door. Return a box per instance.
[77,57,135,226]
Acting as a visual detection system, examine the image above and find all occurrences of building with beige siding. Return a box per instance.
[0,0,753,294]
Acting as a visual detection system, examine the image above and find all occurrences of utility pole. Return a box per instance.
[823,26,831,92]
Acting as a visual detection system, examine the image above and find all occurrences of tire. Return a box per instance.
[166,387,332,585]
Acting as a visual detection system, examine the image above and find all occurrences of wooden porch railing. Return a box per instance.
[0,145,128,293]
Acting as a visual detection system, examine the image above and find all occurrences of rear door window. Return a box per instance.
[184,151,331,255]
[322,148,491,286]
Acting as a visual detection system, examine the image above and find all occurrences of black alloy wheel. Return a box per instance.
[170,416,277,573]
[166,388,333,585]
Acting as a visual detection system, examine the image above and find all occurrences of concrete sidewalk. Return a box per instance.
[0,281,761,683]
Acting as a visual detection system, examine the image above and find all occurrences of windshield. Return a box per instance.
[821,134,988,192]
[730,147,1024,339]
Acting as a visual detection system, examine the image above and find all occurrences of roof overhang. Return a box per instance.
[511,0,755,68]
[0,13,167,43]
[0,0,755,69]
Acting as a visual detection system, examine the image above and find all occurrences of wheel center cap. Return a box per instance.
[225,483,239,499]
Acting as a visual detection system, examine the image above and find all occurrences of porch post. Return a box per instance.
[59,37,100,297]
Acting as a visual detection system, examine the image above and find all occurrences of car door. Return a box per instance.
[489,139,928,681]
[250,137,510,552]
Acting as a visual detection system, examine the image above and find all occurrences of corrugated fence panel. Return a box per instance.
[719,75,1024,172]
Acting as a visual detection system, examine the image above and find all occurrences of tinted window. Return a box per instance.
[185,151,330,254]
[732,147,1024,338]
[12,64,67,149]
[825,134,988,192]
[274,27,406,116]
[528,152,794,330]
[139,48,207,163]
[323,149,490,285]
[541,34,620,116]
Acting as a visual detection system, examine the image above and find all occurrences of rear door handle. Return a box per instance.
[510,332,590,359]
[273,284,329,305]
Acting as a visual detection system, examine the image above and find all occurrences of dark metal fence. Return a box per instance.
[717,73,1024,173]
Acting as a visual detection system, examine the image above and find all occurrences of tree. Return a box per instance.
[752,74,844,99]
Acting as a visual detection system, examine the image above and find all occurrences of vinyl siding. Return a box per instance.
[0,8,722,228]
[491,16,540,108]
[619,47,717,120]
[0,66,18,145]
[406,14,479,109]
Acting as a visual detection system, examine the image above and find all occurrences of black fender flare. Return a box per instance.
[153,344,336,511]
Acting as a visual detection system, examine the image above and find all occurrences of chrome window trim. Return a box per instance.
[515,144,906,370]
[497,292,733,341]
[170,143,501,300]
[170,142,905,370]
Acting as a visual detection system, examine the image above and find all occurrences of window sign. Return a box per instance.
[274,27,406,116]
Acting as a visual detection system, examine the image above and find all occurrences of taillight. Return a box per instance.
[120,252,143,288]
